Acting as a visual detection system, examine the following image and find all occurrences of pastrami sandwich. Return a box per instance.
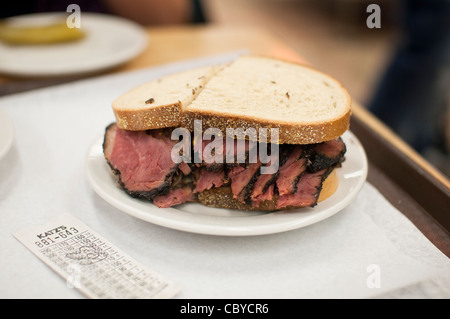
[103,56,351,210]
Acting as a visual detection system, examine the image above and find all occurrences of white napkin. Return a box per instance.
[0,52,449,298]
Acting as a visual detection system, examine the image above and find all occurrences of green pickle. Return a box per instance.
[0,21,85,45]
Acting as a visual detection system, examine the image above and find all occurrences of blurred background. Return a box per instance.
[1,0,449,176]
[205,0,398,107]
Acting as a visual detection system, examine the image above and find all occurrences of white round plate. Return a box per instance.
[0,109,14,161]
[0,13,147,77]
[86,131,368,236]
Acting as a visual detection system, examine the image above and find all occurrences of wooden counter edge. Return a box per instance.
[351,102,450,190]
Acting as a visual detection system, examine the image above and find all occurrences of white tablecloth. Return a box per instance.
[0,52,449,299]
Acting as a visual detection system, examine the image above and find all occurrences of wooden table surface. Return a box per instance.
[1,25,449,247]
[117,25,307,72]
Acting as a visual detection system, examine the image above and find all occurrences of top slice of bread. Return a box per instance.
[112,65,219,130]
[182,56,351,144]
[112,56,351,144]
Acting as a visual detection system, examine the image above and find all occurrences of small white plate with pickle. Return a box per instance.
[0,12,148,77]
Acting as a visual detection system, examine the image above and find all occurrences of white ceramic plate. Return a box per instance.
[0,109,14,161]
[0,13,147,77]
[86,131,368,236]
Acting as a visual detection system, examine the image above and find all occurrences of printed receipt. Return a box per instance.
[14,213,180,299]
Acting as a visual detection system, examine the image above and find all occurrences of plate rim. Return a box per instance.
[86,130,368,236]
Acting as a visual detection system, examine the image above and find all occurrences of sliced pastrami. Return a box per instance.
[252,184,275,208]
[276,169,330,209]
[103,124,178,200]
[276,146,307,196]
[237,168,261,204]
[249,143,293,204]
[251,171,276,202]
[153,186,195,208]
[308,137,346,173]
[249,158,279,205]
[228,162,262,203]
[194,168,225,193]
[104,123,347,209]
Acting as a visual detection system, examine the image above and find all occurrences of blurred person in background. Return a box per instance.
[0,0,207,24]
[368,0,450,174]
